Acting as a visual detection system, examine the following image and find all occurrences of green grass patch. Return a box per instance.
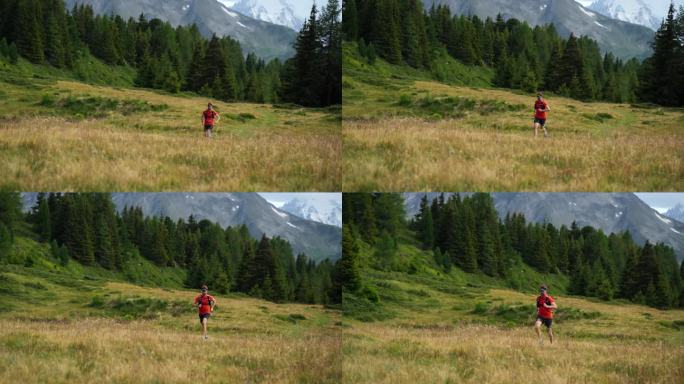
[582,112,614,123]
[274,313,307,324]
[343,292,395,322]
[47,95,168,119]
[395,94,525,120]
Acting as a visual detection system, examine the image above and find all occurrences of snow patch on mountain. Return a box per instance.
[271,206,288,218]
[588,0,663,31]
[278,198,342,227]
[656,212,672,224]
[579,5,597,17]
[231,0,304,31]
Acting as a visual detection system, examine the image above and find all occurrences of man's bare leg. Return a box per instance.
[534,122,540,137]
[202,317,208,339]
[548,327,554,344]
[534,320,543,345]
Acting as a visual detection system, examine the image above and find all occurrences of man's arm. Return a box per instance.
[215,113,220,123]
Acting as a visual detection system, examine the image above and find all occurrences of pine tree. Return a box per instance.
[638,3,682,106]
[16,0,44,63]
[343,0,360,41]
[281,5,324,106]
[8,42,18,64]
[33,196,51,242]
[335,226,362,293]
[0,222,11,260]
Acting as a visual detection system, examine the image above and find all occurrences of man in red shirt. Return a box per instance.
[194,285,215,340]
[533,92,551,137]
[201,103,220,139]
[535,284,557,345]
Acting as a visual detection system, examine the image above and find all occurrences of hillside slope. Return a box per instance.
[343,241,684,383]
[0,59,341,191]
[0,241,342,383]
[342,43,684,191]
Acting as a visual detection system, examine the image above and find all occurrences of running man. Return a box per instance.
[533,92,550,137]
[194,285,215,340]
[534,284,557,345]
[201,103,220,138]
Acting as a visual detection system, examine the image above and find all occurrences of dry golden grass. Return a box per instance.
[342,78,684,192]
[0,279,342,383]
[343,118,683,191]
[343,323,683,384]
[342,284,684,384]
[0,81,340,191]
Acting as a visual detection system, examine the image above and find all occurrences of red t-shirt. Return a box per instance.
[537,294,555,319]
[534,100,548,119]
[203,110,218,126]
[194,294,215,315]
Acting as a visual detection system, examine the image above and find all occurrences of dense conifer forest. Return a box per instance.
[343,193,684,309]
[0,192,344,305]
[343,0,684,105]
[0,0,341,107]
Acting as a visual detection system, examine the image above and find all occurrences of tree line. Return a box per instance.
[0,0,341,107]
[343,0,684,106]
[0,192,342,305]
[343,192,684,309]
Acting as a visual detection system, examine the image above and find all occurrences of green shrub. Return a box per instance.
[360,285,380,303]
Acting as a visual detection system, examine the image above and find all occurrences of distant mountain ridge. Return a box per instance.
[22,193,341,262]
[665,203,684,223]
[404,193,684,261]
[65,0,297,60]
[278,198,342,228]
[425,0,655,59]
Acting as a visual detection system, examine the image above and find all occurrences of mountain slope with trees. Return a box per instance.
[342,193,684,309]
[0,192,345,305]
[343,0,684,105]
[0,0,340,107]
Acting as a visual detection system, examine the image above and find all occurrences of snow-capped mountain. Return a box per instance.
[278,198,342,227]
[230,0,304,31]
[404,193,684,261]
[665,203,684,223]
[427,0,655,59]
[65,0,297,60]
[587,0,661,31]
[22,193,341,262]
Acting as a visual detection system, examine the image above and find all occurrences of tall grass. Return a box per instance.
[0,269,342,384]
[342,53,684,191]
[0,80,340,191]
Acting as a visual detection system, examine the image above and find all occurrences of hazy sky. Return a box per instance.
[258,193,341,211]
[576,0,684,17]
[635,193,684,213]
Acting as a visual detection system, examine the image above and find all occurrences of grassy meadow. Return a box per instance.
[0,58,340,191]
[342,43,684,192]
[342,242,684,383]
[0,236,342,383]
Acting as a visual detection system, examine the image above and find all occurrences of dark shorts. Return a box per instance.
[537,316,552,328]
[534,117,546,126]
[204,125,214,131]
[199,313,211,323]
